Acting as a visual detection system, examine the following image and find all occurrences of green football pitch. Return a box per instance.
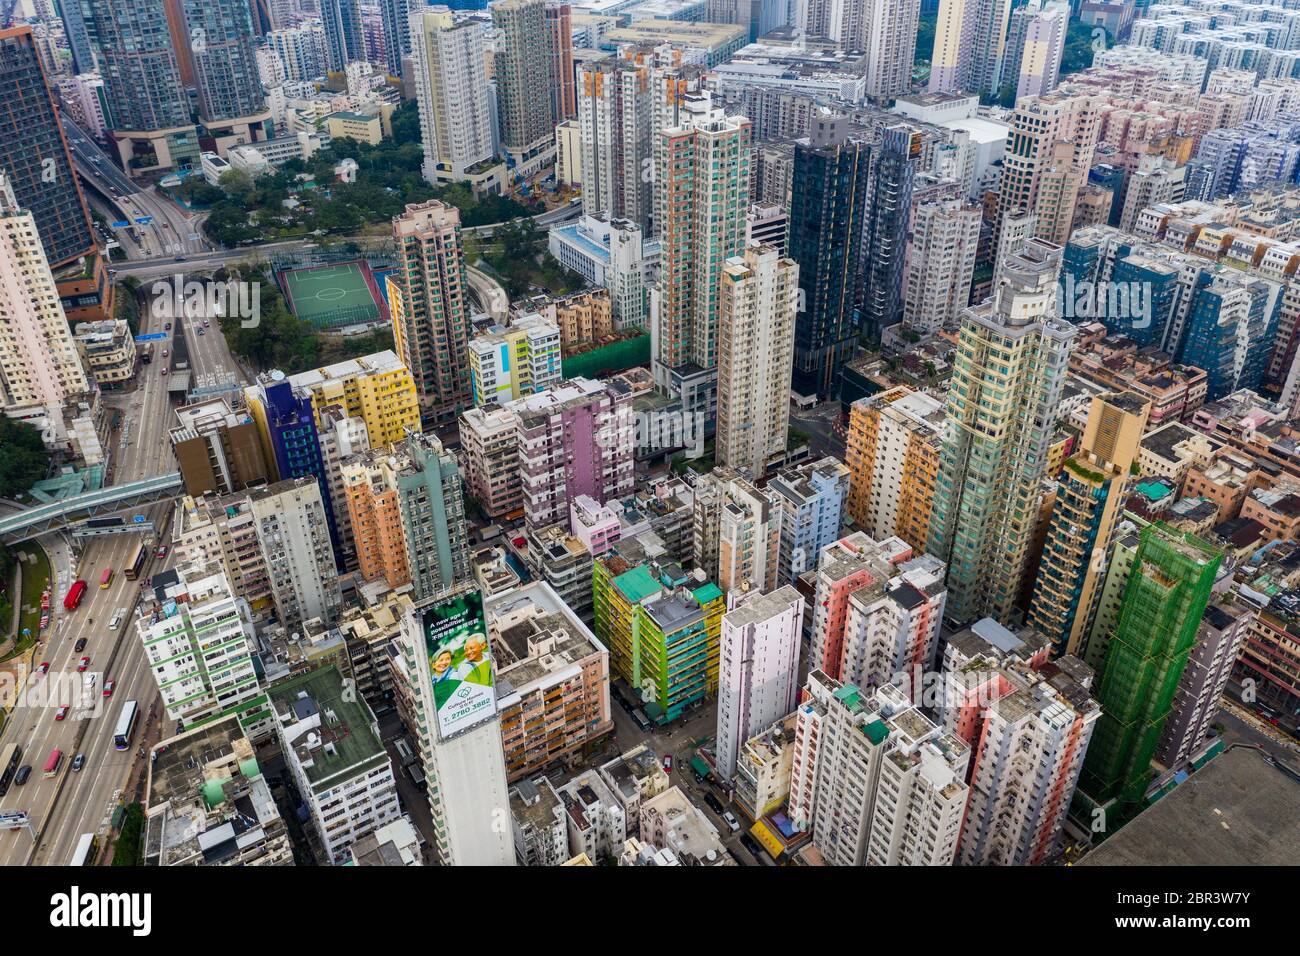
[282,263,381,324]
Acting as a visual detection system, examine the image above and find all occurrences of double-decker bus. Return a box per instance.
[99,567,114,589]
[0,743,21,796]
[124,542,147,581]
[43,748,63,778]
[63,580,87,610]
[113,700,139,751]
[70,833,99,866]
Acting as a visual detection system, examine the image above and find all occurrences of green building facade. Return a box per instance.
[1078,523,1222,819]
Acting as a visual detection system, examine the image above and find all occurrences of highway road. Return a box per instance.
[63,119,212,261]
[0,285,182,865]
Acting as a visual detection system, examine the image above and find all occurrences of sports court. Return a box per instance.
[279,261,387,329]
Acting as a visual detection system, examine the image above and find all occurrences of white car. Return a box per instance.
[84,673,97,689]
[722,811,740,833]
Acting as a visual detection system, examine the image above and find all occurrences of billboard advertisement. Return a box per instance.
[423,589,494,739]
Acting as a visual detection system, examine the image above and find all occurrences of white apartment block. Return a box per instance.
[0,173,88,408]
[247,478,342,631]
[509,776,569,866]
[715,585,805,781]
[410,9,497,183]
[271,665,401,865]
[715,243,799,480]
[954,656,1100,866]
[790,672,969,866]
[137,562,271,741]
[555,769,628,863]
[839,553,948,698]
[902,186,981,335]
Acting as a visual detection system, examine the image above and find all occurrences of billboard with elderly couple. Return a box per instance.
[423,589,494,739]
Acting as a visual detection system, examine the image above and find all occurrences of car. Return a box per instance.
[662,755,673,774]
[740,834,766,859]
[74,638,87,653]
[704,792,725,815]
[108,614,121,630]
[164,322,171,331]
[14,765,31,786]
[84,673,97,690]
[36,661,50,675]
[162,349,168,358]
[71,754,86,773]
[203,320,210,328]
[197,328,205,336]
[55,706,69,721]
[173,256,184,262]
[103,679,115,698]
[77,656,90,672]
[155,545,169,559]
[161,367,168,375]
[722,811,740,833]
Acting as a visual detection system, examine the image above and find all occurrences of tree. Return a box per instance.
[1061,21,1108,76]
[0,419,50,498]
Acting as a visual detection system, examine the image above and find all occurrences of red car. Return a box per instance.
[103,679,115,698]
[55,706,69,721]
[77,656,90,672]
[662,755,673,774]
[155,545,169,559]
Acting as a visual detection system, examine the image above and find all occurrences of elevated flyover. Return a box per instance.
[0,473,183,544]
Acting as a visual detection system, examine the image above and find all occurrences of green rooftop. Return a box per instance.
[862,720,889,745]
[690,582,723,605]
[1135,480,1174,501]
[268,666,388,790]
[614,565,663,605]
[833,684,863,712]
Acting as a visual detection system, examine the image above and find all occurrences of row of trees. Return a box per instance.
[0,418,50,500]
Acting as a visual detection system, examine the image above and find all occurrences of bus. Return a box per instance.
[99,567,114,589]
[63,580,87,610]
[124,542,147,581]
[70,833,98,866]
[113,700,139,751]
[43,748,63,778]
[0,743,20,796]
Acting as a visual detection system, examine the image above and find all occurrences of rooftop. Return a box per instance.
[269,665,387,789]
[1080,747,1300,866]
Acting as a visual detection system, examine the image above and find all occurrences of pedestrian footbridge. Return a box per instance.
[0,473,183,544]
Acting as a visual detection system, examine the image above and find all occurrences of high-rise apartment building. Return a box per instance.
[182,0,266,123]
[396,591,516,866]
[950,653,1101,865]
[137,562,272,742]
[692,469,779,594]
[652,92,751,420]
[593,538,725,723]
[270,666,402,864]
[1006,0,1068,102]
[1027,393,1149,657]
[928,239,1077,626]
[901,184,981,335]
[380,0,411,77]
[459,403,523,518]
[409,10,497,185]
[788,114,868,398]
[994,90,1103,265]
[845,387,944,553]
[928,0,1016,96]
[768,457,850,587]
[715,586,804,782]
[391,200,472,427]
[0,27,97,270]
[576,57,652,231]
[320,0,365,70]
[808,531,913,681]
[267,23,329,82]
[858,125,921,342]
[1078,524,1222,819]
[799,0,919,97]
[467,313,562,406]
[545,3,575,122]
[492,0,557,178]
[511,377,634,532]
[0,173,89,409]
[394,431,472,601]
[715,244,799,480]
[247,478,344,630]
[790,672,970,866]
[283,350,421,451]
